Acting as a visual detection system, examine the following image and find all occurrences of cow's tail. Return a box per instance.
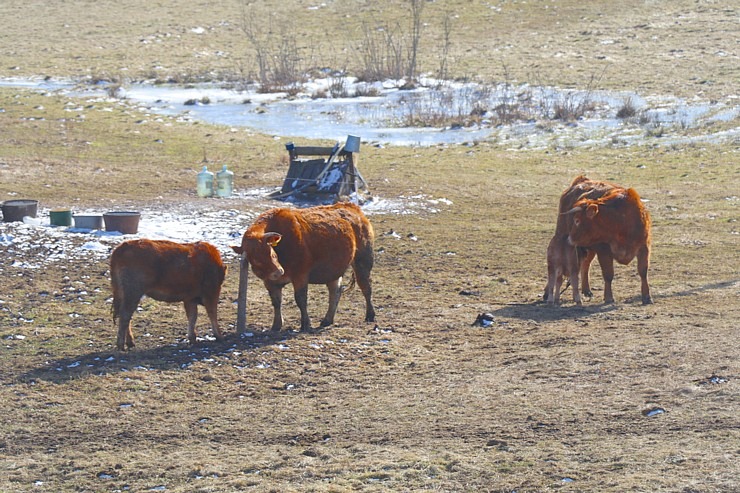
[110,264,122,323]
[343,271,356,292]
[560,279,571,295]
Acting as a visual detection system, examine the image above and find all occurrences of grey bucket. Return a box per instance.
[345,135,361,153]
[73,214,104,230]
[103,211,141,234]
[2,199,38,222]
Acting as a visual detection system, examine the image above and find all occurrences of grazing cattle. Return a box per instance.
[564,186,653,304]
[232,202,375,331]
[545,233,581,305]
[110,239,227,350]
[544,175,620,303]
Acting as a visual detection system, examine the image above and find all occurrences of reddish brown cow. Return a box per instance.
[544,175,620,303]
[564,186,653,304]
[110,239,227,350]
[232,202,375,331]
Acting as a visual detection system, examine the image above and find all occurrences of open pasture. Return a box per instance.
[0,1,738,492]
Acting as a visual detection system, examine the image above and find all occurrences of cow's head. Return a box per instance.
[231,232,285,281]
[562,200,602,245]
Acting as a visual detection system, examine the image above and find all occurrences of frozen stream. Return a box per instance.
[1,76,737,148]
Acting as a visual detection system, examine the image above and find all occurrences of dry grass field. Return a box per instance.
[0,1,738,492]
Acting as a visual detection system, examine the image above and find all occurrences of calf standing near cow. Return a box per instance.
[546,175,653,305]
[110,239,227,351]
[109,203,375,350]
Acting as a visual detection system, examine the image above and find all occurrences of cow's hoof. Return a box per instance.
[642,297,654,305]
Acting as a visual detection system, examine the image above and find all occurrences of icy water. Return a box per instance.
[1,76,737,148]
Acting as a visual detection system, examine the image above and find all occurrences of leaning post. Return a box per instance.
[236,252,249,333]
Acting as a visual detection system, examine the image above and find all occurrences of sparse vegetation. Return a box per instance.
[617,96,638,119]
[0,1,738,492]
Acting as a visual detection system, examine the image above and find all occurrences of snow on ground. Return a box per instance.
[0,189,452,271]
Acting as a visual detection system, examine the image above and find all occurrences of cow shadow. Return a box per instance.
[658,279,739,299]
[488,299,620,323]
[16,325,304,384]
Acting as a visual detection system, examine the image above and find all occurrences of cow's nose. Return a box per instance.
[269,267,284,280]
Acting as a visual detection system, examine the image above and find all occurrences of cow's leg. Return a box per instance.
[184,300,199,345]
[637,245,652,304]
[546,256,558,305]
[579,248,596,299]
[568,250,582,306]
[117,293,140,351]
[266,283,284,331]
[353,256,376,322]
[293,283,311,331]
[321,278,342,327]
[553,273,563,305]
[117,309,135,351]
[595,250,615,303]
[570,269,582,306]
[203,296,224,341]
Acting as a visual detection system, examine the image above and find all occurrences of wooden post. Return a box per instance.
[236,252,249,333]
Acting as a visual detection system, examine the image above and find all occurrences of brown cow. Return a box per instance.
[564,186,653,304]
[544,175,620,303]
[110,239,227,350]
[231,202,375,331]
[545,233,581,305]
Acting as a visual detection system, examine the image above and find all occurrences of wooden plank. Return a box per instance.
[292,146,335,156]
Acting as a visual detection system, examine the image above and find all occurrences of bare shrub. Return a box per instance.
[238,2,313,92]
[355,22,407,82]
[617,97,637,119]
[398,84,492,128]
[548,68,606,121]
[311,88,328,99]
[354,0,426,83]
[407,0,424,80]
[646,124,665,138]
[354,84,382,97]
[436,11,454,80]
[329,77,348,98]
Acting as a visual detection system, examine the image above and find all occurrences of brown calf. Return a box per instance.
[110,239,227,350]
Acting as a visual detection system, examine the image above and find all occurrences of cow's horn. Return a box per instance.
[264,232,282,246]
[561,206,583,215]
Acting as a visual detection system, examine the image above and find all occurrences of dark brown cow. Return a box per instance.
[564,186,653,304]
[544,175,620,303]
[232,202,375,331]
[110,239,227,350]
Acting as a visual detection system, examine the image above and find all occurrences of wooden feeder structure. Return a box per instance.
[268,135,371,204]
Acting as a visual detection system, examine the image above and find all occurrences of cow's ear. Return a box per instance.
[264,232,282,247]
[231,245,243,254]
[586,204,599,219]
